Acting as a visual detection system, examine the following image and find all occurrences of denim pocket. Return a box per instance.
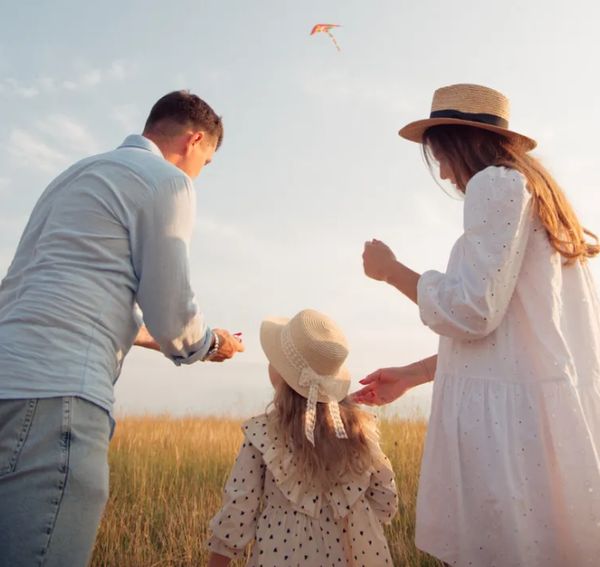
[0,399,37,477]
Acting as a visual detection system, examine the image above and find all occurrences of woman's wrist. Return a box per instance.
[410,356,437,386]
[383,261,420,304]
[394,358,435,390]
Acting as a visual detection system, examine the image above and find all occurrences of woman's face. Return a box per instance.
[438,158,457,186]
[427,144,463,192]
[431,146,460,188]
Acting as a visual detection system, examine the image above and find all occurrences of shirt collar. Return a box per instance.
[117,134,164,158]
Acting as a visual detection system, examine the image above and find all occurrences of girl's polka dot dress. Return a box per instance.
[208,414,397,566]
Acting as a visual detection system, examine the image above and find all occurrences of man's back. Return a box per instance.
[0,135,197,415]
[0,91,240,567]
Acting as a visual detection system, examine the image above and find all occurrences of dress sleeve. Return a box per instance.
[366,452,398,524]
[131,175,212,364]
[207,438,266,558]
[417,166,533,340]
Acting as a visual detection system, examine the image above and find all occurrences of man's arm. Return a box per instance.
[130,176,243,363]
[133,325,161,351]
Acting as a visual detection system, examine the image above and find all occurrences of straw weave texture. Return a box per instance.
[431,84,511,120]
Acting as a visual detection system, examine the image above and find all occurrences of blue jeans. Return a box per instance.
[0,396,110,567]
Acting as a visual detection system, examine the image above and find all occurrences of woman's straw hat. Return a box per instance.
[399,83,537,150]
[260,309,351,445]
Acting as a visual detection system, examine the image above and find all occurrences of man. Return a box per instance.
[0,91,244,566]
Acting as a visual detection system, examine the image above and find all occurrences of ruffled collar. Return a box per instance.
[242,413,380,519]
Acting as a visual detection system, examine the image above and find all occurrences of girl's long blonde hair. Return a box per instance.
[268,380,374,490]
[423,125,599,263]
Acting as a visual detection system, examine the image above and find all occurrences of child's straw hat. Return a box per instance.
[260,309,351,445]
[399,83,537,150]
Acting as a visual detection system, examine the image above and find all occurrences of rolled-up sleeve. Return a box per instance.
[131,174,212,364]
[418,167,533,340]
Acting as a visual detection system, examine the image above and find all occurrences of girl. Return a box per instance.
[354,83,600,566]
[207,309,398,566]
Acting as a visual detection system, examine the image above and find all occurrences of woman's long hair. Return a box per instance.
[423,125,599,263]
[268,380,374,490]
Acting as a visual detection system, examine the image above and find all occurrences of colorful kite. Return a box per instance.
[310,23,341,52]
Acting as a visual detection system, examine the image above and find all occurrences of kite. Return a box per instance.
[310,23,341,52]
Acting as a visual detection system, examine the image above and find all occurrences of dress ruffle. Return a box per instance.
[242,414,378,519]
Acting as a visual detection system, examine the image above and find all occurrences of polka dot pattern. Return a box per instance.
[208,414,397,565]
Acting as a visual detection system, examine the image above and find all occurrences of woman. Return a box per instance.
[353,83,600,566]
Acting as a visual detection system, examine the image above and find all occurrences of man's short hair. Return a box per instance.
[144,90,224,150]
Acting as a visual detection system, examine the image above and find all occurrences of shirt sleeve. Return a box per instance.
[131,175,212,364]
[417,166,533,340]
[207,438,266,558]
[366,452,398,524]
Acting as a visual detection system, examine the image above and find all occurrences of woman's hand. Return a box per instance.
[362,239,420,304]
[351,367,414,405]
[351,356,437,406]
[362,239,397,282]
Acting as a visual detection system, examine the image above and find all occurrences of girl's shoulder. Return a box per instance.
[241,413,271,448]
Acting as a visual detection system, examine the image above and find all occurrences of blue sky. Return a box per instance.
[1,1,599,418]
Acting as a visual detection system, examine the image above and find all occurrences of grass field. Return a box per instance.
[91,416,443,567]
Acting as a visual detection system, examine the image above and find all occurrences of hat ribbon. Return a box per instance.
[280,326,348,446]
[298,367,348,446]
[429,109,508,128]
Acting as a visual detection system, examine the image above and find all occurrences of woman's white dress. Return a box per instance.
[416,166,600,567]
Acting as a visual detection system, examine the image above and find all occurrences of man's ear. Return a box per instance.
[183,131,204,155]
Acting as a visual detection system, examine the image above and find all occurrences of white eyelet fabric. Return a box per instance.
[415,166,600,566]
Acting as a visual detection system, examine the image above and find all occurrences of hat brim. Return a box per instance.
[260,317,351,403]
[399,117,537,151]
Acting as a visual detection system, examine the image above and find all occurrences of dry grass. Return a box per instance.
[91,416,442,567]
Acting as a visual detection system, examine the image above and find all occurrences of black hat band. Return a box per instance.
[430,109,508,129]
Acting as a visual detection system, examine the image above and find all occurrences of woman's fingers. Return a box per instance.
[352,384,373,397]
[351,383,381,406]
[359,369,381,385]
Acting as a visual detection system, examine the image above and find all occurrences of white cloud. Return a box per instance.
[111,104,141,132]
[79,68,102,87]
[4,78,39,99]
[37,114,99,155]
[107,60,128,80]
[7,115,98,173]
[8,129,68,172]
[0,59,132,99]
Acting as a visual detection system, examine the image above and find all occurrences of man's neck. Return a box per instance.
[143,132,181,169]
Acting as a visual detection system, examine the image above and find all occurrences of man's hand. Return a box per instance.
[206,328,245,362]
[133,325,161,351]
[362,239,397,282]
